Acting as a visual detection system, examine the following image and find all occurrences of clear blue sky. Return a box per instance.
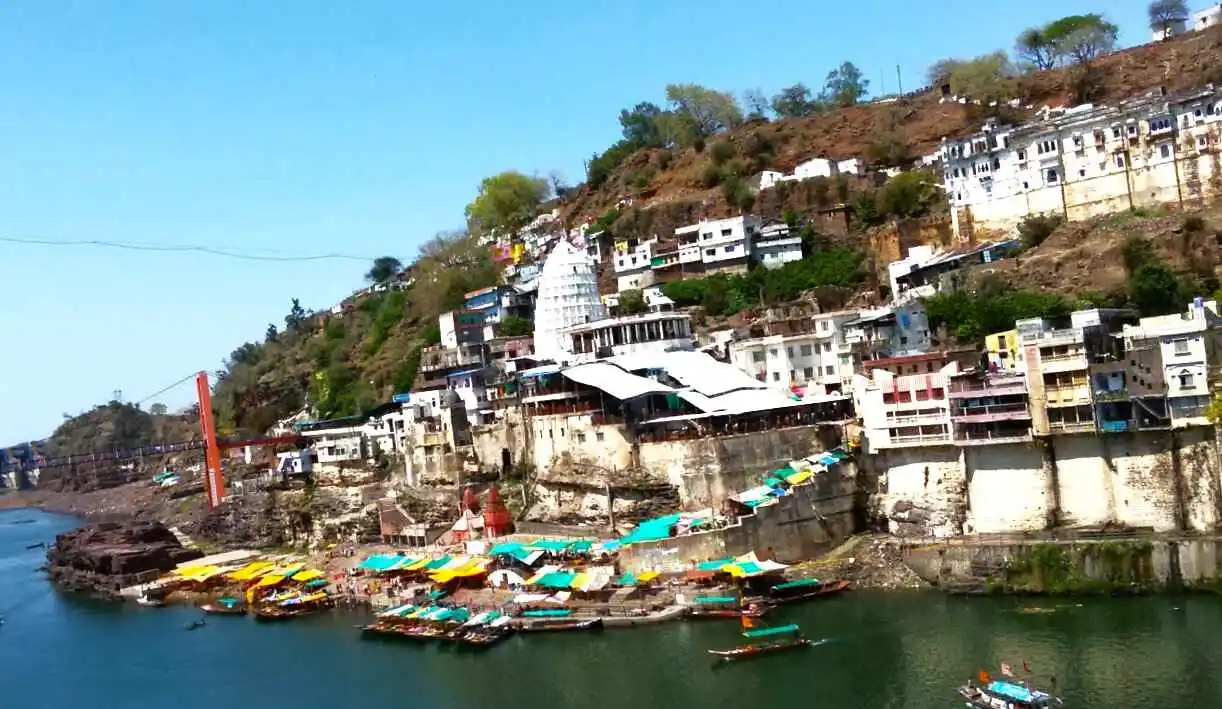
[0,1,1148,444]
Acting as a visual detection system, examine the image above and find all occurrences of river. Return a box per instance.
[3,508,1221,709]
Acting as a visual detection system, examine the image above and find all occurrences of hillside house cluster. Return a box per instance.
[854,299,1222,451]
[934,83,1222,237]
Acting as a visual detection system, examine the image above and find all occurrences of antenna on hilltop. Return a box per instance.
[113,390,123,402]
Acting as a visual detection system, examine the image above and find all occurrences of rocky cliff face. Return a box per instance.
[45,521,203,598]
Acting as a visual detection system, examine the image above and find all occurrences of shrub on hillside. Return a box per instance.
[1017,213,1064,250]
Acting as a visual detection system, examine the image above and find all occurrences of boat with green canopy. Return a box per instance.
[707,623,813,660]
[200,595,247,616]
[765,577,850,604]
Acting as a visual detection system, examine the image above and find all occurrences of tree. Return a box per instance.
[618,102,665,147]
[664,83,743,138]
[926,52,1015,102]
[1148,0,1188,38]
[149,403,168,416]
[618,289,648,315]
[365,256,402,284]
[1129,263,1188,316]
[823,62,869,108]
[265,323,278,342]
[1016,213,1064,250]
[877,171,940,219]
[771,83,820,118]
[464,171,551,236]
[548,170,573,199]
[498,314,534,337]
[1015,28,1059,71]
[741,88,771,120]
[285,298,307,332]
[1044,14,1119,65]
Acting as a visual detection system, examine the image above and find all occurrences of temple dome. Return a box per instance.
[532,240,607,364]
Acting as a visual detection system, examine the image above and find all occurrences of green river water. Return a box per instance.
[3,508,1221,709]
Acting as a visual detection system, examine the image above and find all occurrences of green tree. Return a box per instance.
[149,403,168,416]
[264,323,278,342]
[1044,14,1119,65]
[365,256,402,284]
[1129,263,1188,316]
[878,171,940,219]
[618,102,665,147]
[771,83,820,118]
[823,62,869,107]
[1148,0,1188,38]
[1016,213,1064,250]
[618,289,648,315]
[464,171,551,236]
[587,140,638,188]
[497,314,534,337]
[664,83,743,138]
[285,298,307,332]
[926,52,1015,102]
[409,231,502,322]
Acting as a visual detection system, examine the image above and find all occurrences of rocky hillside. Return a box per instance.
[561,26,1222,226]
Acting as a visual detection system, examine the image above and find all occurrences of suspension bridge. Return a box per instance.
[1,372,304,508]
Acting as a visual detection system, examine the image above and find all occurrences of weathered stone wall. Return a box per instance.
[616,461,859,572]
[904,537,1222,592]
[874,428,1222,538]
[638,424,843,506]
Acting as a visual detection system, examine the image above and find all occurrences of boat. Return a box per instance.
[960,667,1062,708]
[765,578,850,604]
[688,595,769,619]
[515,617,604,633]
[708,623,813,661]
[252,592,334,622]
[136,594,166,608]
[201,596,247,615]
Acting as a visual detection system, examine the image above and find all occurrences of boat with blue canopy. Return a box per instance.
[689,595,769,620]
[959,666,1062,708]
[765,577,850,604]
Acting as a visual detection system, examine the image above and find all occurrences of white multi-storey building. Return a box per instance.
[677,215,760,274]
[727,311,858,395]
[843,300,933,362]
[937,85,1222,237]
[753,222,804,269]
[852,351,977,450]
[1120,298,1222,427]
[613,237,658,292]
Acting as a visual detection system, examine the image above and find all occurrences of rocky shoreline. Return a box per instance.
[43,520,203,599]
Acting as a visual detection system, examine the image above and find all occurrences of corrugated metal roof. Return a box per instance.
[560,362,676,401]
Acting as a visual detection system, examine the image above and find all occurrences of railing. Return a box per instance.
[953,430,1032,446]
[1047,420,1097,434]
[886,412,949,426]
[1092,389,1129,402]
[888,432,953,446]
[419,432,445,447]
[950,402,1031,419]
[947,381,1027,398]
[1099,420,1130,434]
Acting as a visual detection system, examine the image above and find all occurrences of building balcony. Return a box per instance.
[1047,420,1097,435]
[887,432,954,448]
[1039,354,1088,373]
[950,402,1032,423]
[948,379,1028,399]
[419,432,445,447]
[885,412,950,427]
[953,431,1034,446]
[1044,392,1092,408]
[1092,388,1129,403]
[1098,419,1130,434]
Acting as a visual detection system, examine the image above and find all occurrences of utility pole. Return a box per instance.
[896,65,902,96]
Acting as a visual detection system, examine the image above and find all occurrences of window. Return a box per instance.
[752,351,764,363]
[575,432,586,443]
[900,336,908,345]
[804,366,814,378]
[991,158,1000,170]
[1115,154,1126,168]
[1045,168,1059,185]
[724,245,735,253]
[1111,126,1122,139]
[790,369,797,381]
[1174,339,1190,355]
[1016,149,1027,161]
[787,347,794,357]
[1149,116,1173,133]
[1127,124,1138,136]
[823,342,832,352]
[1036,139,1057,155]
[705,248,716,256]
[721,228,732,236]
[800,344,813,356]
[769,348,778,358]
[701,232,712,240]
[825,365,834,375]
[1079,168,1086,177]
[1195,107,1204,118]
[1159,144,1171,159]
[1022,181,1029,190]
[772,372,780,382]
[1199,135,1208,148]
[1179,372,1195,389]
[595,431,605,441]
[820,320,829,331]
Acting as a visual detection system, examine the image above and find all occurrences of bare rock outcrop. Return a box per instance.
[45,521,203,598]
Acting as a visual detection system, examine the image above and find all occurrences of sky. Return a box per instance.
[0,0,1150,444]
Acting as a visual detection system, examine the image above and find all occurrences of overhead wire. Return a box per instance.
[0,235,375,262]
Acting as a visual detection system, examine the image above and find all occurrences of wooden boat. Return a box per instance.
[688,595,769,619]
[959,679,1059,708]
[960,666,1062,708]
[708,623,812,661]
[515,617,603,633]
[765,578,850,604]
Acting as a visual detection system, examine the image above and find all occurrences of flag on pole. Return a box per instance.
[1001,663,1013,677]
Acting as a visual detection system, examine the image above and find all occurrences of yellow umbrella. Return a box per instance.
[292,569,324,583]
